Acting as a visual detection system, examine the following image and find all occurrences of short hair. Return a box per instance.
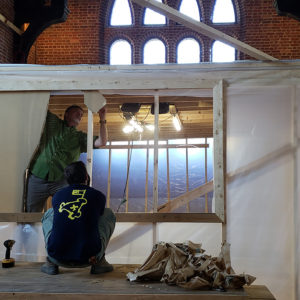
[64,161,88,184]
[64,105,83,120]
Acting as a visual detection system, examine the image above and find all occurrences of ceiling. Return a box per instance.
[48,94,213,141]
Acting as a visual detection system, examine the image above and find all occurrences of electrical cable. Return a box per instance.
[117,139,134,212]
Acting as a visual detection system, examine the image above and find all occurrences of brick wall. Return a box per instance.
[0,0,15,63]
[242,0,300,60]
[28,0,102,64]
[2,0,300,64]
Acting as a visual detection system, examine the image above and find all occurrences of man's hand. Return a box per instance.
[94,106,108,148]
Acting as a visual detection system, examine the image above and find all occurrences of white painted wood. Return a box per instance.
[145,141,149,212]
[86,109,94,184]
[106,143,112,208]
[153,94,159,212]
[132,0,277,61]
[3,61,300,92]
[213,80,225,222]
[0,13,23,35]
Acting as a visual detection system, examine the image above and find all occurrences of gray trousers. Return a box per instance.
[26,174,68,212]
[41,207,116,267]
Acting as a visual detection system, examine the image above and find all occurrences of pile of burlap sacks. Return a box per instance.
[127,241,256,291]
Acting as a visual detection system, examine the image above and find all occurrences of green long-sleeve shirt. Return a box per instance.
[30,111,96,181]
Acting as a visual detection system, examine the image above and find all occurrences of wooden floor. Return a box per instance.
[0,263,275,300]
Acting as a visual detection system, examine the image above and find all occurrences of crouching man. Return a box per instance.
[41,161,116,275]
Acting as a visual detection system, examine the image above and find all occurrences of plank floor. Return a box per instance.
[0,262,275,300]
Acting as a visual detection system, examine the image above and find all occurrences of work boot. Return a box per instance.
[41,257,59,275]
[90,255,113,274]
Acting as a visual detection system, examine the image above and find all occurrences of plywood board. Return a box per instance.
[0,262,275,300]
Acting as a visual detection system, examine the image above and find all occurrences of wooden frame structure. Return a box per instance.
[0,64,226,225]
[103,140,212,213]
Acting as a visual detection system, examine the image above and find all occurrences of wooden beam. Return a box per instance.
[0,13,23,35]
[157,181,214,213]
[132,0,277,61]
[213,81,225,222]
[0,212,221,223]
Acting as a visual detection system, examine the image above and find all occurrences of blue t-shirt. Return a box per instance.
[47,184,106,263]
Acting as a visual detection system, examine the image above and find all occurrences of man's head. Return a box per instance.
[64,161,89,185]
[64,105,84,127]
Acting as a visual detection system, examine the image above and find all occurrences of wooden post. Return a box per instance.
[0,13,23,35]
[166,140,170,202]
[205,137,208,213]
[86,109,94,185]
[145,141,149,212]
[125,142,130,212]
[132,0,277,61]
[106,142,112,208]
[213,80,225,223]
[153,94,159,212]
[185,138,190,212]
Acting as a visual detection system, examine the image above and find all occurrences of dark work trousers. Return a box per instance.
[26,174,68,212]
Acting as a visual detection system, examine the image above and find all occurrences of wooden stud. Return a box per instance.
[213,80,225,222]
[145,141,149,212]
[166,140,170,203]
[205,137,208,213]
[86,109,94,183]
[153,94,159,212]
[132,0,277,61]
[185,138,190,212]
[158,181,213,213]
[125,142,130,213]
[106,142,112,208]
[0,13,23,35]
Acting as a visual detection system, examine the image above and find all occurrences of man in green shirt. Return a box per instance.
[26,105,107,212]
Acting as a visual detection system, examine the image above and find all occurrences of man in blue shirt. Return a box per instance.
[41,161,116,275]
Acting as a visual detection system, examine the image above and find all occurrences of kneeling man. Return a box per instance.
[41,161,115,275]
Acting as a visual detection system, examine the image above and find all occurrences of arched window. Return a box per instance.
[212,0,235,23]
[110,0,132,26]
[144,0,166,25]
[179,0,201,21]
[110,40,132,65]
[143,39,166,64]
[211,41,235,62]
[177,38,201,63]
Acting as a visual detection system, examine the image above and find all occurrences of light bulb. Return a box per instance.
[145,124,155,131]
[123,125,134,133]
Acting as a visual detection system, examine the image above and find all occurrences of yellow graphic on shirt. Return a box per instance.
[59,189,87,220]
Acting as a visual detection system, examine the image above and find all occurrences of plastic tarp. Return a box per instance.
[0,84,298,300]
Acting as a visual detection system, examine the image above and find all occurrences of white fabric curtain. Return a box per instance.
[0,92,49,212]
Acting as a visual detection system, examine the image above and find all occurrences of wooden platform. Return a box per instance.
[0,263,275,300]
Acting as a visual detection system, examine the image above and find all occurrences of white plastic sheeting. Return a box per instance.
[226,86,297,300]
[0,68,299,300]
[0,222,222,264]
[0,92,49,212]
